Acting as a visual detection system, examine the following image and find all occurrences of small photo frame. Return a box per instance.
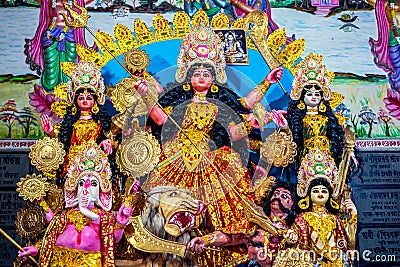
[214,28,249,65]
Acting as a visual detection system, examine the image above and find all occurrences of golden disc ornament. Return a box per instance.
[110,77,139,113]
[15,201,46,241]
[261,130,297,167]
[123,48,150,74]
[29,137,65,173]
[46,183,65,215]
[110,76,158,116]
[116,130,161,178]
[16,173,49,202]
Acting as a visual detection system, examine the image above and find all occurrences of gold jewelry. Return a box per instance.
[319,102,326,112]
[39,198,50,212]
[298,196,309,210]
[91,102,99,114]
[312,205,328,216]
[211,83,219,93]
[66,208,98,232]
[81,111,91,116]
[255,80,270,96]
[238,114,253,135]
[123,48,150,74]
[201,232,217,246]
[194,92,206,101]
[307,107,318,113]
[114,222,126,230]
[297,101,305,110]
[34,240,42,250]
[330,198,339,209]
[183,83,191,91]
[72,104,77,115]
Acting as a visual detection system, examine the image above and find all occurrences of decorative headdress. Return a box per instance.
[66,61,106,105]
[175,23,227,84]
[290,53,335,101]
[64,142,112,210]
[297,148,340,198]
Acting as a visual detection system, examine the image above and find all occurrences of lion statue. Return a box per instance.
[117,186,206,267]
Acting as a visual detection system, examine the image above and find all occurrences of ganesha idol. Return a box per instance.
[18,142,138,266]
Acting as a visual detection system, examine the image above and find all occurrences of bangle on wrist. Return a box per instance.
[201,232,217,246]
[114,222,126,230]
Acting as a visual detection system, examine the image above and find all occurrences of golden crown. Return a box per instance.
[175,22,227,84]
[296,148,340,198]
[65,141,112,193]
[290,53,335,101]
[66,61,106,105]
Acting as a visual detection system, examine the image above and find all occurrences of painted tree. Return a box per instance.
[335,103,351,121]
[377,107,393,137]
[358,106,378,138]
[350,113,359,136]
[0,100,21,138]
[19,106,38,138]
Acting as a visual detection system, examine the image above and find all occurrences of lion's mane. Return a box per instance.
[141,186,197,267]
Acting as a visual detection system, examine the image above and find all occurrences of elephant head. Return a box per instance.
[64,143,112,218]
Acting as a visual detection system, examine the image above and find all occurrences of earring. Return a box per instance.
[183,83,191,91]
[330,198,339,209]
[211,84,219,93]
[298,196,309,210]
[71,104,77,115]
[91,102,99,114]
[319,102,326,112]
[297,101,305,110]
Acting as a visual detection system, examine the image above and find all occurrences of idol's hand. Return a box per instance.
[40,114,54,136]
[266,67,283,84]
[134,79,149,96]
[270,109,288,128]
[284,229,298,245]
[18,246,38,258]
[187,237,207,253]
[99,139,112,155]
[345,199,357,215]
[351,152,359,168]
[116,203,133,227]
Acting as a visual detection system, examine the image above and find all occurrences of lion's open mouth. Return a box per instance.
[168,211,196,232]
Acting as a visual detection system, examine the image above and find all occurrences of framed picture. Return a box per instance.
[214,28,249,65]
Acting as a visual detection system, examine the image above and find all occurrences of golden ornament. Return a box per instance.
[46,183,65,215]
[16,173,49,202]
[28,137,65,173]
[15,201,46,241]
[116,130,161,178]
[123,47,150,74]
[261,130,297,167]
[110,76,157,116]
